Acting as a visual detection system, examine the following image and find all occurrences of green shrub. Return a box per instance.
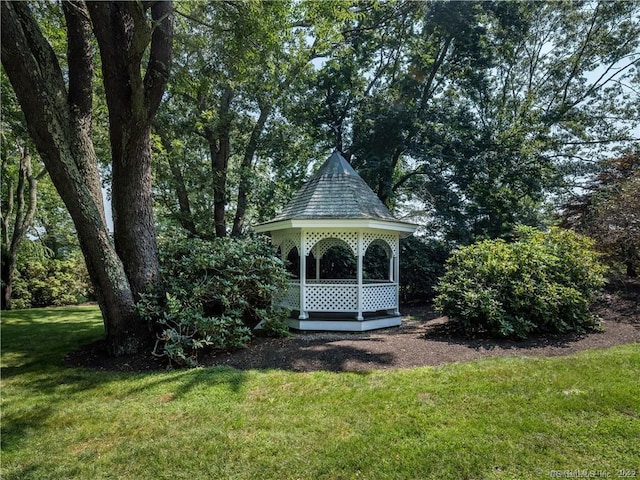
[434,226,607,339]
[138,235,291,367]
[13,254,93,308]
[399,236,451,303]
[10,269,32,310]
[137,292,252,367]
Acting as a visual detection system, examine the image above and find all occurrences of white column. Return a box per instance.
[356,231,364,321]
[299,231,308,320]
[394,236,400,316]
[389,255,394,282]
[316,256,320,281]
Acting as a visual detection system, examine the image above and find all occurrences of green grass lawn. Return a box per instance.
[1,306,639,480]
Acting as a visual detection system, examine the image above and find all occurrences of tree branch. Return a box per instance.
[393,166,430,193]
[564,138,640,145]
[64,1,94,118]
[144,1,174,119]
[420,36,452,107]
[1,2,68,117]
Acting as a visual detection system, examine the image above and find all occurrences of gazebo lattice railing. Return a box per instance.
[271,228,402,326]
[281,280,398,312]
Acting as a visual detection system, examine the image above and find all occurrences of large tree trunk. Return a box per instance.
[110,128,160,297]
[206,86,234,238]
[231,104,271,237]
[87,2,173,297]
[1,1,138,353]
[1,1,173,355]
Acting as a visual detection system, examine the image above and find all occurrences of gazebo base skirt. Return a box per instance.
[287,314,401,332]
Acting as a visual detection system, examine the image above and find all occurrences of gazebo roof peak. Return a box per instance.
[266,150,398,223]
[315,149,359,176]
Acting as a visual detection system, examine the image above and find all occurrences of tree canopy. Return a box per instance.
[152,0,639,244]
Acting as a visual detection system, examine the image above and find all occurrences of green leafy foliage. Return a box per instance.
[399,236,450,303]
[435,226,606,339]
[137,235,291,367]
[137,292,252,368]
[12,253,93,309]
[561,149,640,277]
[297,1,640,243]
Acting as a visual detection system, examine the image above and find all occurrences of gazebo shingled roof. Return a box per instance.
[268,150,397,223]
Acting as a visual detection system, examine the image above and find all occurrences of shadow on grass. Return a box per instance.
[3,307,251,389]
[1,307,103,376]
[1,396,55,454]
[1,306,251,454]
[1,367,250,459]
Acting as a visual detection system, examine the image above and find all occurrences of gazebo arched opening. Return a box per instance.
[311,237,356,281]
[281,240,358,280]
[256,150,417,331]
[283,246,300,279]
[364,240,392,281]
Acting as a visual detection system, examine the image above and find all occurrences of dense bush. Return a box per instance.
[435,226,606,339]
[12,255,93,309]
[399,236,451,303]
[138,235,291,367]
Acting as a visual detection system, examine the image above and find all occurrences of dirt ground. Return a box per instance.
[65,280,640,373]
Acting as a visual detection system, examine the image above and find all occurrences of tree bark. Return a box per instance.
[87,1,173,297]
[64,1,106,225]
[231,103,271,236]
[205,86,234,238]
[626,260,637,278]
[110,128,160,297]
[1,1,139,353]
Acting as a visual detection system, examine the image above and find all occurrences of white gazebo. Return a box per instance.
[255,150,417,331]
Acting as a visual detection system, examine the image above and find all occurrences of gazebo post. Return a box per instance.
[356,231,364,321]
[315,256,320,281]
[299,232,308,320]
[393,238,401,316]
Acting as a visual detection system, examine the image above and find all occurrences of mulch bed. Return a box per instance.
[65,280,640,373]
